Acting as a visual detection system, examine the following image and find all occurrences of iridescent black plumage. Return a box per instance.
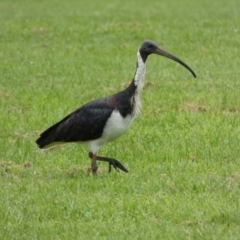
[37,81,137,146]
[36,40,196,174]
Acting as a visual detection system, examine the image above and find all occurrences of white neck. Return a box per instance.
[131,50,146,116]
[134,50,146,89]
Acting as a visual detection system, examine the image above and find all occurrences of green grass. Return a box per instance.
[1,0,240,239]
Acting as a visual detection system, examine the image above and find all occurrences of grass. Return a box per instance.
[1,0,240,239]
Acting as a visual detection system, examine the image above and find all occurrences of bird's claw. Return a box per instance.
[108,158,128,173]
[88,152,128,173]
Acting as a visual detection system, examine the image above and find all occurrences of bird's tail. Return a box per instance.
[36,125,59,149]
[36,112,73,149]
[36,117,67,149]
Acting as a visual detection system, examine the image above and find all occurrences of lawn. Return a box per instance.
[1,0,240,239]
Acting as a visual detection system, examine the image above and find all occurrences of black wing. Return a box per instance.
[36,97,115,148]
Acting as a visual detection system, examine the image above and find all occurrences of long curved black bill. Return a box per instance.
[155,47,196,78]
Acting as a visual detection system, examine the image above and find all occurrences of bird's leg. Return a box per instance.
[90,153,98,174]
[89,152,128,173]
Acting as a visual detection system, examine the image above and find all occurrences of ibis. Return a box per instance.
[36,40,196,174]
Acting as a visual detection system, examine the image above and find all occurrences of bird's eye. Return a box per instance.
[148,44,153,49]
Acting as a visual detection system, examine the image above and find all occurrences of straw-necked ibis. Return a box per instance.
[36,40,196,174]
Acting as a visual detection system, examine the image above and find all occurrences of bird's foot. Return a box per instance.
[91,164,98,175]
[107,158,128,173]
[88,152,128,173]
[90,153,98,175]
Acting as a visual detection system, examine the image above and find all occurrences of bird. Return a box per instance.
[36,40,196,174]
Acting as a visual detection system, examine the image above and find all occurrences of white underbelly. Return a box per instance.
[102,110,133,141]
[83,110,133,153]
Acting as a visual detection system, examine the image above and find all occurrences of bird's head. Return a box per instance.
[139,40,196,78]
